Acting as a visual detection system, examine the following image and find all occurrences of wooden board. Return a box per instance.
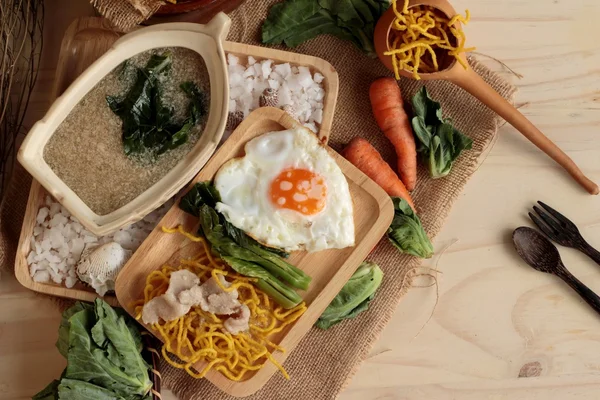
[115,107,394,397]
[14,17,339,306]
[8,3,600,400]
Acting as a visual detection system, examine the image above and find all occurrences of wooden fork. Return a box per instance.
[529,201,600,265]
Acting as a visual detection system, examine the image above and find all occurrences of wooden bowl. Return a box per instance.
[373,0,460,78]
[156,0,228,15]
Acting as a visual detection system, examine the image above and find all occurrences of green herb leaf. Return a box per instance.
[57,302,93,358]
[222,256,302,309]
[180,81,208,124]
[107,54,207,158]
[179,182,222,216]
[388,197,433,258]
[92,299,151,390]
[316,293,374,329]
[57,378,123,400]
[179,182,290,259]
[316,261,383,329]
[412,86,444,125]
[262,0,390,57]
[37,300,151,400]
[63,302,150,397]
[32,379,61,400]
[411,87,473,178]
[261,0,324,44]
[178,182,311,306]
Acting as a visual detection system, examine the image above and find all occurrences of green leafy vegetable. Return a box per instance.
[411,87,473,178]
[179,181,222,216]
[180,182,290,259]
[180,81,208,125]
[32,380,60,400]
[33,299,152,400]
[316,261,383,329]
[388,197,433,258]
[57,302,92,358]
[222,256,303,309]
[57,379,127,400]
[107,53,207,157]
[196,204,306,308]
[179,182,312,308]
[181,183,289,259]
[262,0,391,57]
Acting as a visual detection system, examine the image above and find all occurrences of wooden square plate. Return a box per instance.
[115,107,394,397]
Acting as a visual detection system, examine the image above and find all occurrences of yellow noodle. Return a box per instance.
[388,0,475,79]
[138,226,307,381]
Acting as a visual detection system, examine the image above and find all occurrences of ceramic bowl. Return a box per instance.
[18,13,231,236]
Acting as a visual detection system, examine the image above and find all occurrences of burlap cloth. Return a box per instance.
[91,0,162,29]
[0,1,516,399]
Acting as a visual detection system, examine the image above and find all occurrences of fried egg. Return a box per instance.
[214,127,355,253]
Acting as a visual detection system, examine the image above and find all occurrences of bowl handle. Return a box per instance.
[205,12,231,42]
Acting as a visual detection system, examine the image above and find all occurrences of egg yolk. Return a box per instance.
[270,169,327,215]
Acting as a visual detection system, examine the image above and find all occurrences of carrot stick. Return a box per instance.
[369,77,417,191]
[342,137,415,210]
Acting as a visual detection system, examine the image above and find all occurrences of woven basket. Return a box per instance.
[142,332,163,399]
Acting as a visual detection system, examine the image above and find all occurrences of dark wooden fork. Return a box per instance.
[529,201,600,265]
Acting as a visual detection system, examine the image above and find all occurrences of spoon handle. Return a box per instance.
[580,242,600,266]
[557,266,600,315]
[448,68,598,195]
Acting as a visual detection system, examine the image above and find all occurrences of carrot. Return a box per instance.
[369,77,417,191]
[342,137,415,210]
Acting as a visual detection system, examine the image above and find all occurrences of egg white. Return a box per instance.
[214,127,355,253]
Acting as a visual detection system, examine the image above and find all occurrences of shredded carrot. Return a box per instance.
[385,0,475,80]
[135,227,307,381]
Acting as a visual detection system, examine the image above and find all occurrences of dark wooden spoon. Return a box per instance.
[513,227,600,314]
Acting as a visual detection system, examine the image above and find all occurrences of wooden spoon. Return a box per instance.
[513,227,600,315]
[374,0,599,195]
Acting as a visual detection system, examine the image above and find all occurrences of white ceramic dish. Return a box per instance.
[18,13,231,236]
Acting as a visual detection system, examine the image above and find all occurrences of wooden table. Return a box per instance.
[2,1,600,399]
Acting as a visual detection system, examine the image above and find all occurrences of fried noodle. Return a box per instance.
[385,0,475,80]
[133,228,307,381]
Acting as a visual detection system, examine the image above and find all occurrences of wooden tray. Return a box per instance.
[14,17,339,307]
[115,107,394,397]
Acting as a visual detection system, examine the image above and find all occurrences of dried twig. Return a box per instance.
[0,0,44,201]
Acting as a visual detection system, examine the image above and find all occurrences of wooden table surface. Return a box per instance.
[2,1,600,399]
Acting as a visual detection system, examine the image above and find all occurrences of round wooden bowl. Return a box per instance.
[156,0,232,15]
[149,0,245,25]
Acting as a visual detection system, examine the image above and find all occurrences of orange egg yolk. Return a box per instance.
[269,169,327,215]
